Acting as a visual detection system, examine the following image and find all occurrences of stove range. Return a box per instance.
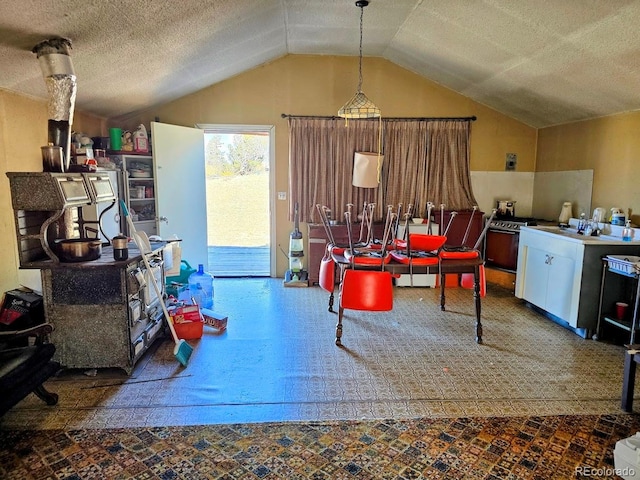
[488,216,538,232]
[485,216,540,272]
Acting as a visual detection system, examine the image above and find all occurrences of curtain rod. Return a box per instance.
[281,113,477,121]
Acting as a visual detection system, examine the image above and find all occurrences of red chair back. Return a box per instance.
[340,269,393,311]
[408,234,447,252]
[319,250,335,294]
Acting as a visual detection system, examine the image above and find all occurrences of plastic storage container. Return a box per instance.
[174,320,204,340]
[188,264,214,308]
[166,260,196,297]
[614,432,640,479]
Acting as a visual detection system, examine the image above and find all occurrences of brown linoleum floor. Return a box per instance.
[0,278,634,430]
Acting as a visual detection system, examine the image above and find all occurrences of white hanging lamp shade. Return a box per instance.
[338,0,380,119]
[353,152,383,187]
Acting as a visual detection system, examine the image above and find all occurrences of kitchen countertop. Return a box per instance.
[21,242,167,269]
[522,219,640,245]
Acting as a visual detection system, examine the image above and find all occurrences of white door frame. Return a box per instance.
[196,123,276,277]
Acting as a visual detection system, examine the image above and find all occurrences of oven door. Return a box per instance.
[484,229,519,272]
[143,257,164,309]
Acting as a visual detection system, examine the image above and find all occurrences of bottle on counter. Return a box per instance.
[188,264,214,308]
[577,212,587,234]
[623,221,634,242]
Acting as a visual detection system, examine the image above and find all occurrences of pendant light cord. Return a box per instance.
[357,4,364,93]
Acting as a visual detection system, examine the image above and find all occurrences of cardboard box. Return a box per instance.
[201,308,228,331]
[168,304,201,323]
[0,289,44,330]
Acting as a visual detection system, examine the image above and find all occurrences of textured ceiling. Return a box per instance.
[2,0,640,128]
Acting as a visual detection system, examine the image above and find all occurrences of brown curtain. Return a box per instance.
[383,120,430,217]
[425,120,477,211]
[288,117,476,223]
[289,117,382,223]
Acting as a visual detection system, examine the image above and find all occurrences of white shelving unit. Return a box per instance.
[110,153,158,237]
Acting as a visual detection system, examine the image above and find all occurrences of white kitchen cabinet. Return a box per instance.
[110,153,157,237]
[522,244,575,321]
[516,226,640,336]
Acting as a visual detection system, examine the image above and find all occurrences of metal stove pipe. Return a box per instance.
[32,37,77,172]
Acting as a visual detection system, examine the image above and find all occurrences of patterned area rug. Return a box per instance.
[2,414,639,479]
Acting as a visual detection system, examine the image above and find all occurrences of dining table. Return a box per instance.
[330,250,486,343]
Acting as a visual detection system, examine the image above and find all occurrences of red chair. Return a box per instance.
[316,204,351,312]
[343,207,396,267]
[408,233,447,253]
[336,269,393,346]
[390,234,446,264]
[439,248,481,260]
[437,208,495,300]
[438,208,497,260]
[390,233,447,287]
[319,243,337,311]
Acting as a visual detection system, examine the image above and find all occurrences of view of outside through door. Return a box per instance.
[204,131,270,277]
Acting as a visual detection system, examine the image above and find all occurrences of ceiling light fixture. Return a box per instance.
[338,0,380,119]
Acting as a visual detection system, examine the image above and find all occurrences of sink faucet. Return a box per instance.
[585,220,601,236]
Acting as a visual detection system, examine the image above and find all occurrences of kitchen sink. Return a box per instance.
[524,225,640,243]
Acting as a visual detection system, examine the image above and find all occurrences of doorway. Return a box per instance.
[197,124,274,277]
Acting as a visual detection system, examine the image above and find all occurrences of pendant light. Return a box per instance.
[338,0,381,119]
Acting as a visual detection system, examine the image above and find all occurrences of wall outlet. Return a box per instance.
[278,191,287,200]
[506,153,517,171]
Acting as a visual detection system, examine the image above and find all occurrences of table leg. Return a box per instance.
[336,306,344,346]
[622,351,638,412]
[327,292,334,312]
[474,265,483,344]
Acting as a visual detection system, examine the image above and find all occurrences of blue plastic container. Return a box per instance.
[188,264,214,308]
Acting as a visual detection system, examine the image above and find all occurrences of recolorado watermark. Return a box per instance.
[575,465,635,477]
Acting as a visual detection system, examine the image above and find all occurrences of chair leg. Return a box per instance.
[336,306,344,346]
[33,384,59,406]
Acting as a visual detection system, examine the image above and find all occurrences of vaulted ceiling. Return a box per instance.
[2,0,640,128]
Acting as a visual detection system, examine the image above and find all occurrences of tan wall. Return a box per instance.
[113,54,537,276]
[0,88,105,294]
[3,54,638,287]
[537,112,640,224]
[0,55,536,288]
